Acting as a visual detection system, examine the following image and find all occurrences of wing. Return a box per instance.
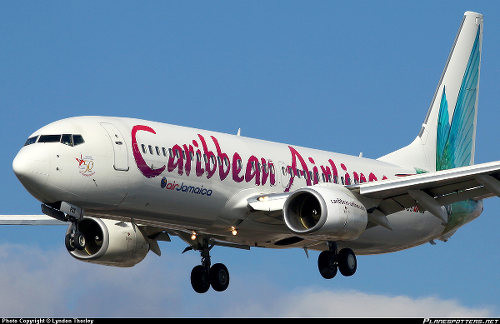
[247,161,500,227]
[0,215,66,225]
[354,161,500,219]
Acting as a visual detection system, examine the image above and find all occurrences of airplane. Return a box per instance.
[8,11,500,294]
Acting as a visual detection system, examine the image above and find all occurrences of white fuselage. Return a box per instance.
[13,116,483,255]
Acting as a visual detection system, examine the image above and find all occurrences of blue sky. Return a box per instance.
[0,1,499,317]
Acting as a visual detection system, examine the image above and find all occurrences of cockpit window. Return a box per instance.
[38,135,62,143]
[61,134,84,147]
[24,136,38,146]
[73,135,84,146]
[24,134,85,147]
[61,134,73,146]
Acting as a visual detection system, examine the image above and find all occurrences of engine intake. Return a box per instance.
[66,217,150,267]
[283,185,368,240]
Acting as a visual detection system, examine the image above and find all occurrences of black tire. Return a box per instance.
[65,233,75,252]
[191,265,210,294]
[338,248,357,277]
[209,263,230,292]
[318,250,337,279]
[74,232,86,250]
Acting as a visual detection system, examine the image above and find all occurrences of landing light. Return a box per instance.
[191,231,197,241]
[257,196,268,202]
[230,226,238,236]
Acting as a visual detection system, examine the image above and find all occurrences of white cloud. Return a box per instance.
[0,243,494,317]
[221,287,494,317]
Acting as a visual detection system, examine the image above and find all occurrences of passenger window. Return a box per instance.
[61,134,73,146]
[141,144,147,154]
[73,135,85,146]
[155,146,160,155]
[148,145,153,154]
[162,147,167,157]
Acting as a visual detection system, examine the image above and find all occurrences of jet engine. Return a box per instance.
[66,217,150,267]
[283,185,368,240]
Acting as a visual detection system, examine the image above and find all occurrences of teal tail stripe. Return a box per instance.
[437,26,480,171]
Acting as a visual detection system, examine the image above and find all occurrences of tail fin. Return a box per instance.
[379,11,483,172]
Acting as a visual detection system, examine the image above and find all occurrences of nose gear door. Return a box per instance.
[100,122,129,171]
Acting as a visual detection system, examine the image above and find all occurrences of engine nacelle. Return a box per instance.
[283,184,368,240]
[66,217,150,267]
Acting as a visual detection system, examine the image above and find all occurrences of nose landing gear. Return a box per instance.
[41,202,87,253]
[65,230,86,252]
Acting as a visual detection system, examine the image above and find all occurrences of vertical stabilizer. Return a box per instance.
[379,12,483,172]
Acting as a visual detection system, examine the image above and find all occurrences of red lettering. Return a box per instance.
[245,156,261,185]
[198,134,217,179]
[232,152,244,182]
[131,125,165,178]
[211,136,230,181]
[328,159,339,184]
[168,144,184,175]
[182,144,194,176]
[285,146,311,192]
[192,140,204,177]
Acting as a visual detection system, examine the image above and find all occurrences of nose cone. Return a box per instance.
[13,148,50,201]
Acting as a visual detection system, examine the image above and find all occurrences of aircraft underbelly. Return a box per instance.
[346,210,445,255]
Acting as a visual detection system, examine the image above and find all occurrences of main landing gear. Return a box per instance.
[317,242,357,279]
[189,239,230,293]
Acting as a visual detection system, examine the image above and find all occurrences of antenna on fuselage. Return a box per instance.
[236,128,241,136]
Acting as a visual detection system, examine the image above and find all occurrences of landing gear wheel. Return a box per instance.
[191,265,210,294]
[209,263,230,292]
[318,250,337,279]
[338,248,357,277]
[74,232,86,251]
[65,233,75,252]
